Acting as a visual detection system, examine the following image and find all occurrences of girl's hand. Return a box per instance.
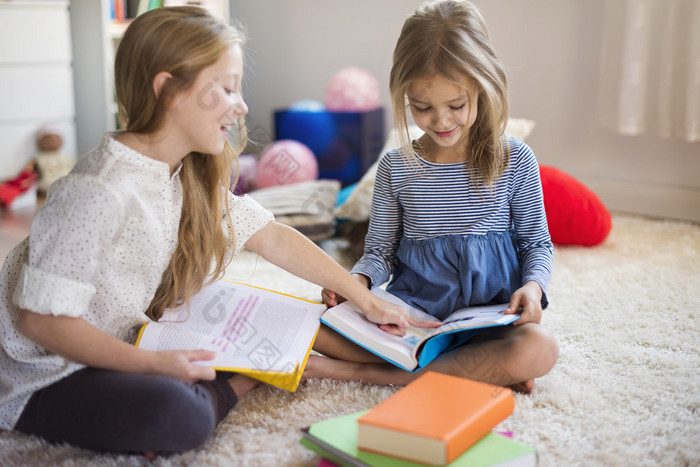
[321,288,346,307]
[322,273,369,307]
[152,349,218,382]
[505,281,544,325]
[17,310,219,382]
[361,295,442,337]
[322,275,440,337]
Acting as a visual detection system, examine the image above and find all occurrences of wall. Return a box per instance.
[230,0,700,222]
[70,0,114,159]
[229,1,409,146]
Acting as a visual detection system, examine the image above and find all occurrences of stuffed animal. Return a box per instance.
[34,124,75,195]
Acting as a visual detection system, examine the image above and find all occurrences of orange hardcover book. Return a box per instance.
[357,372,515,466]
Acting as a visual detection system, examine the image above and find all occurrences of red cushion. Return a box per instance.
[539,165,611,246]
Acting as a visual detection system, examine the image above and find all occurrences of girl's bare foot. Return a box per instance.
[509,379,535,394]
[227,374,261,398]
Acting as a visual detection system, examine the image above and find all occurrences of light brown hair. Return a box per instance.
[390,0,509,185]
[114,7,246,320]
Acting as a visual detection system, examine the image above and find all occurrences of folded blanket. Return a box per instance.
[248,180,341,242]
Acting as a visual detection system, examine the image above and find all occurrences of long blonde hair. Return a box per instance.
[389,0,509,185]
[114,7,247,320]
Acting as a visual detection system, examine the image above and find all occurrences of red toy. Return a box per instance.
[0,162,37,208]
[539,165,612,247]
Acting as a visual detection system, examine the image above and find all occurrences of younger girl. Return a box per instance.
[0,7,432,456]
[315,0,559,392]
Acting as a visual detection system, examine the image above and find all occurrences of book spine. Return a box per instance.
[115,0,125,21]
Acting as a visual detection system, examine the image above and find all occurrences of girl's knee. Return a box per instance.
[517,324,559,374]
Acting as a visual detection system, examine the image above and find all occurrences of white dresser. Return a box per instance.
[0,0,76,180]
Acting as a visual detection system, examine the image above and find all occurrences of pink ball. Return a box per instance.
[257,140,318,189]
[324,67,380,112]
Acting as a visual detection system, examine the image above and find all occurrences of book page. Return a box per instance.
[320,288,440,370]
[375,289,516,339]
[137,280,326,373]
[435,303,517,335]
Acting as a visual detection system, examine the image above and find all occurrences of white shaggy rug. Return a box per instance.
[1,214,698,466]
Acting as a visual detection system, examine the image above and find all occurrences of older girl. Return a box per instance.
[0,6,431,456]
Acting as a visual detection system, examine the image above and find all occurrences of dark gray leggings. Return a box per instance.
[14,367,238,455]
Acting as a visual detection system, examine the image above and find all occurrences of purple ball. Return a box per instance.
[232,154,258,194]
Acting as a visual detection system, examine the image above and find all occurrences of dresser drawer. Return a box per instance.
[0,2,71,64]
[0,66,75,121]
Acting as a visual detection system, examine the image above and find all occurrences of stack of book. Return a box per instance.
[300,372,537,466]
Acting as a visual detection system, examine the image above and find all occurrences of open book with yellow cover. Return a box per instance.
[135,279,326,392]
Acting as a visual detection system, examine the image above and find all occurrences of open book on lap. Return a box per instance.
[320,288,518,372]
[135,279,326,392]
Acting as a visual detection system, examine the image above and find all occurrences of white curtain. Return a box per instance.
[598,0,700,143]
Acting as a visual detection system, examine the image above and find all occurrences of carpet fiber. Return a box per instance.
[1,214,698,466]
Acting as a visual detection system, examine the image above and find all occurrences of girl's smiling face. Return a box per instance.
[407,74,478,157]
[169,44,248,156]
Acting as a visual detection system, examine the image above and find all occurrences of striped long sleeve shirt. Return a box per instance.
[351,137,553,293]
